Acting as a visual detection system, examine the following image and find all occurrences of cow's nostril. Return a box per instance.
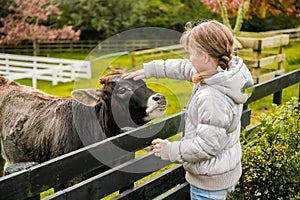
[152,94,164,101]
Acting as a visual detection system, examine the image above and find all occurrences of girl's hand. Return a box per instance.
[122,69,145,80]
[152,138,164,157]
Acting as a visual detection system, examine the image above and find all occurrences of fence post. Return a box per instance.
[32,60,37,89]
[130,52,136,68]
[5,57,9,74]
[0,155,4,176]
[298,83,300,109]
[86,61,92,79]
[70,63,76,81]
[52,68,58,86]
[241,104,251,128]
[252,40,262,84]
[58,62,63,82]
[273,74,282,105]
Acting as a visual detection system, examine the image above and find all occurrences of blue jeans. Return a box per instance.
[190,184,235,200]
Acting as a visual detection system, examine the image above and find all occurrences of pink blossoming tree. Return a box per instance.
[0,0,81,55]
[201,0,250,35]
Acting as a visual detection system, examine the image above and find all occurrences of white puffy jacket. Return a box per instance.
[143,56,253,190]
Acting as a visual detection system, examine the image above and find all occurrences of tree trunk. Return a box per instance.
[33,40,39,56]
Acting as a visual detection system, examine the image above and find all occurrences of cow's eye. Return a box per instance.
[118,88,127,94]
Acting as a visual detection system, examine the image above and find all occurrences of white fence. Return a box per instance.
[0,53,91,88]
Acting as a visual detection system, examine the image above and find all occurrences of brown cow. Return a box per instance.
[0,72,166,175]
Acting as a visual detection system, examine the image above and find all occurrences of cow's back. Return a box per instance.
[0,77,18,86]
[0,78,80,164]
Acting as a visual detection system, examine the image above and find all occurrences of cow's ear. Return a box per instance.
[72,89,103,107]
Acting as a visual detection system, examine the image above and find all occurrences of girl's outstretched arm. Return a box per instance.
[122,69,145,80]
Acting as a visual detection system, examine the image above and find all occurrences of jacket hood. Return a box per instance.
[204,56,254,104]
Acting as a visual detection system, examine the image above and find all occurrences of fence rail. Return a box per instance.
[0,40,179,56]
[239,27,300,42]
[130,44,188,68]
[0,40,99,55]
[0,69,299,200]
[0,53,91,88]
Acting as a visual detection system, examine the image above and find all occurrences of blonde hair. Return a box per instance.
[180,20,234,70]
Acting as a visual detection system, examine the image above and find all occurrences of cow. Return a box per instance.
[0,70,166,176]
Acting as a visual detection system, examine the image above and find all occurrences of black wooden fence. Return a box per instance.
[0,69,299,200]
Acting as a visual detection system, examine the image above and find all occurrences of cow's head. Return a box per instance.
[71,70,166,129]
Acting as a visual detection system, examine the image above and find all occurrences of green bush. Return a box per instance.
[229,98,300,199]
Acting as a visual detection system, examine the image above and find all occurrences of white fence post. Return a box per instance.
[58,62,63,82]
[32,60,37,88]
[71,63,76,81]
[52,68,58,86]
[86,61,92,79]
[5,57,9,74]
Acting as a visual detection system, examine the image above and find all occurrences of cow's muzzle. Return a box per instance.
[145,93,166,119]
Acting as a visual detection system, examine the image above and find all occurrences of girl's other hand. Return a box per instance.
[152,138,164,157]
[122,69,145,80]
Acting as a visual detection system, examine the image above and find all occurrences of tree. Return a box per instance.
[201,0,250,35]
[139,0,188,30]
[201,0,300,19]
[247,0,300,18]
[0,0,80,55]
[0,0,15,19]
[140,0,221,32]
[201,0,300,33]
[57,0,221,40]
[57,0,146,40]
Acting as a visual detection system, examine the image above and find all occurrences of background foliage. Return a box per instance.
[200,0,300,33]
[0,0,80,44]
[0,0,299,41]
[56,0,219,40]
[242,12,300,31]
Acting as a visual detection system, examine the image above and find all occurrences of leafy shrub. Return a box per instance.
[229,98,300,199]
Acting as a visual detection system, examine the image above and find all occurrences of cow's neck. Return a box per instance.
[72,100,121,144]
[94,100,121,138]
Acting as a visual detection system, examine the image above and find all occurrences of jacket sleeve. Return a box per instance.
[143,59,196,81]
[160,94,233,163]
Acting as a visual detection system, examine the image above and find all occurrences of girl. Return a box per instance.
[123,20,253,200]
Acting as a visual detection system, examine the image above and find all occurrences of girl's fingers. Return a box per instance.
[133,73,145,80]
[154,152,161,157]
[152,138,163,145]
[153,146,161,157]
[152,138,163,157]
[152,145,160,152]
[122,69,145,80]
